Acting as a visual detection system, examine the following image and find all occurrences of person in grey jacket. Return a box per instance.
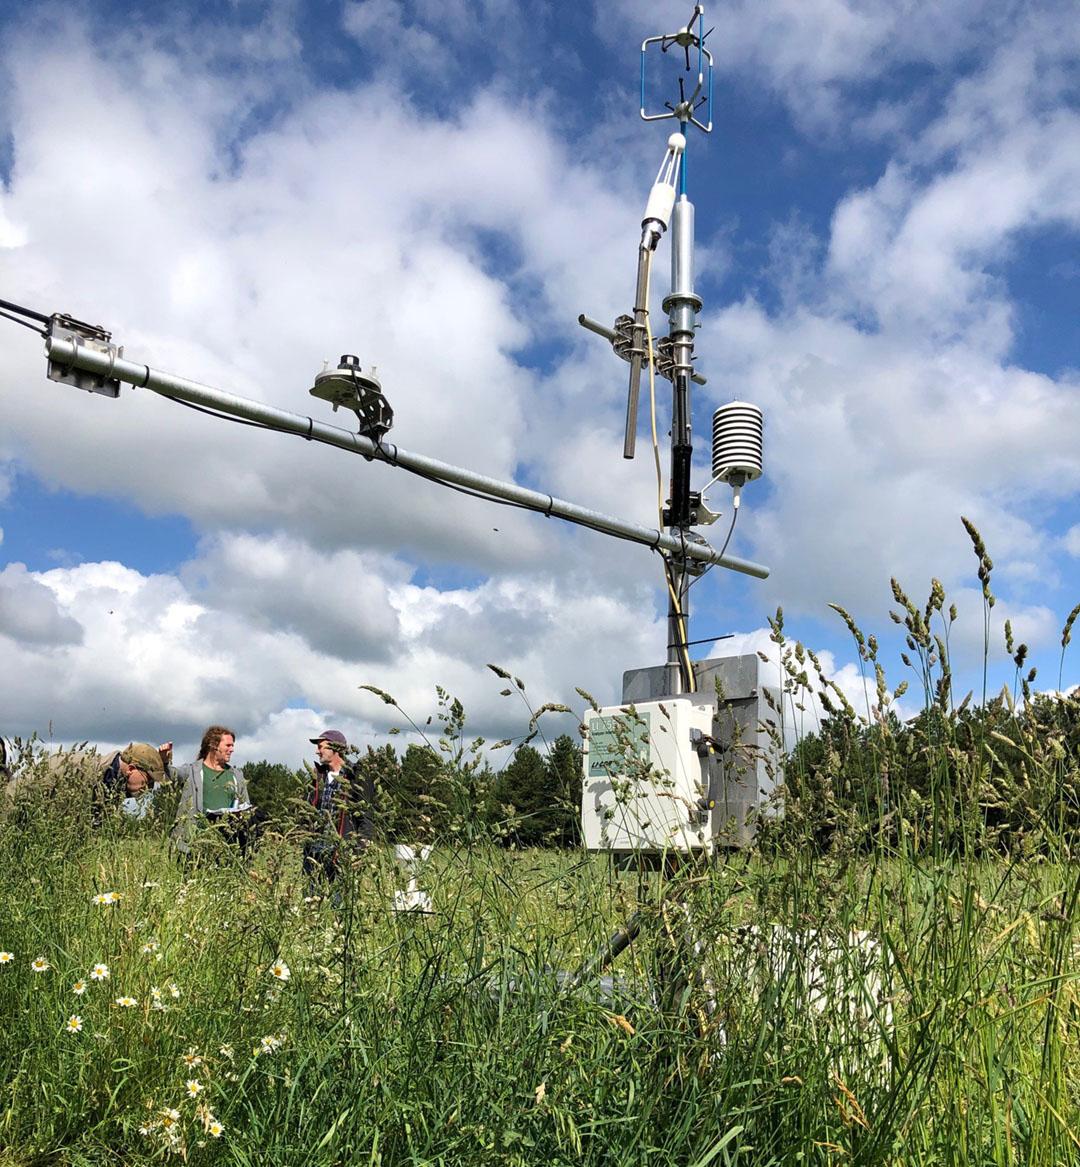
[172,725,251,857]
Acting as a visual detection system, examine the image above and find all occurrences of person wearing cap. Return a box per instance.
[171,726,253,858]
[99,741,172,821]
[303,728,377,888]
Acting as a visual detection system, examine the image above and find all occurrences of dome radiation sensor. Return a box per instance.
[309,354,394,439]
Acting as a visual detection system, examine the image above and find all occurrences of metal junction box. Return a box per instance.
[581,654,773,854]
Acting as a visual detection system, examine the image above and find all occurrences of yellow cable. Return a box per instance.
[643,254,695,693]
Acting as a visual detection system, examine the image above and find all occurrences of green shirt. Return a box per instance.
[201,764,236,813]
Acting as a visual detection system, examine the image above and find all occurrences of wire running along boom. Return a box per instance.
[34,327,768,578]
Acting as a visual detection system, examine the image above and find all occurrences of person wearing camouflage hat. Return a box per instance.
[99,741,173,820]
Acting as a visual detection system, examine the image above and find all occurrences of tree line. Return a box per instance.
[246,733,583,849]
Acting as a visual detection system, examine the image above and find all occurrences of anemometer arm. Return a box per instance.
[37,324,768,579]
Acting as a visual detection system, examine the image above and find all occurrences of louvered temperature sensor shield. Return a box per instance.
[711,400,763,488]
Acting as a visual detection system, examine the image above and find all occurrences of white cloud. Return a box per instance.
[1,0,1079,766]
[0,563,83,646]
[0,541,666,765]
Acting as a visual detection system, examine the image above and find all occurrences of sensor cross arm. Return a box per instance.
[43,331,770,579]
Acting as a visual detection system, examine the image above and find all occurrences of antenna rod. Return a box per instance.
[623,242,652,459]
[44,333,769,579]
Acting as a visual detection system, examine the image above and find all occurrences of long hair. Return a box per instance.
[198,725,235,760]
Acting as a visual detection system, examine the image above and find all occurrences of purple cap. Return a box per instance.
[310,728,348,749]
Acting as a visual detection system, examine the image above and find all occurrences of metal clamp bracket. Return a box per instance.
[46,315,121,398]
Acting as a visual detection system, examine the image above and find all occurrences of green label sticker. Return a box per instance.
[588,712,651,778]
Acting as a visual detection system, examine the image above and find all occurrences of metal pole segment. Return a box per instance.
[623,243,652,460]
[577,314,707,386]
[45,335,770,579]
[567,908,645,990]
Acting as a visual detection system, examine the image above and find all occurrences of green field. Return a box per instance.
[1,800,1077,1166]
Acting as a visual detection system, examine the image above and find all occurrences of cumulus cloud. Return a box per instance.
[0,562,83,646]
[1,0,1078,765]
[0,544,666,765]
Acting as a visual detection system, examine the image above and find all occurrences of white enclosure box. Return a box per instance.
[582,655,774,853]
[582,699,716,854]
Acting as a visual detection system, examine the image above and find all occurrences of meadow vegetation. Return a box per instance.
[2,525,1078,1165]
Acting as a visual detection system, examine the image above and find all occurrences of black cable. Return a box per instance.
[0,296,50,326]
[167,395,278,431]
[0,307,47,337]
[159,391,670,551]
[688,504,739,592]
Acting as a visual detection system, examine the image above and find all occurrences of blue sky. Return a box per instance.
[0,0,1078,765]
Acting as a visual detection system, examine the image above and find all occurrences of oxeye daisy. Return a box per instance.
[65,1015,83,1033]
[181,1051,203,1068]
[167,982,180,999]
[208,1119,224,1138]
[90,964,110,981]
[0,952,13,965]
[160,1107,180,1128]
[72,980,87,995]
[30,956,50,973]
[185,1079,202,1098]
[269,960,291,982]
[115,995,138,1008]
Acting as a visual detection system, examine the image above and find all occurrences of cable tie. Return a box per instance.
[304,417,314,441]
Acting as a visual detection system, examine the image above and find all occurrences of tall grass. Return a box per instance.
[1,531,1078,1164]
[2,789,1078,1162]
